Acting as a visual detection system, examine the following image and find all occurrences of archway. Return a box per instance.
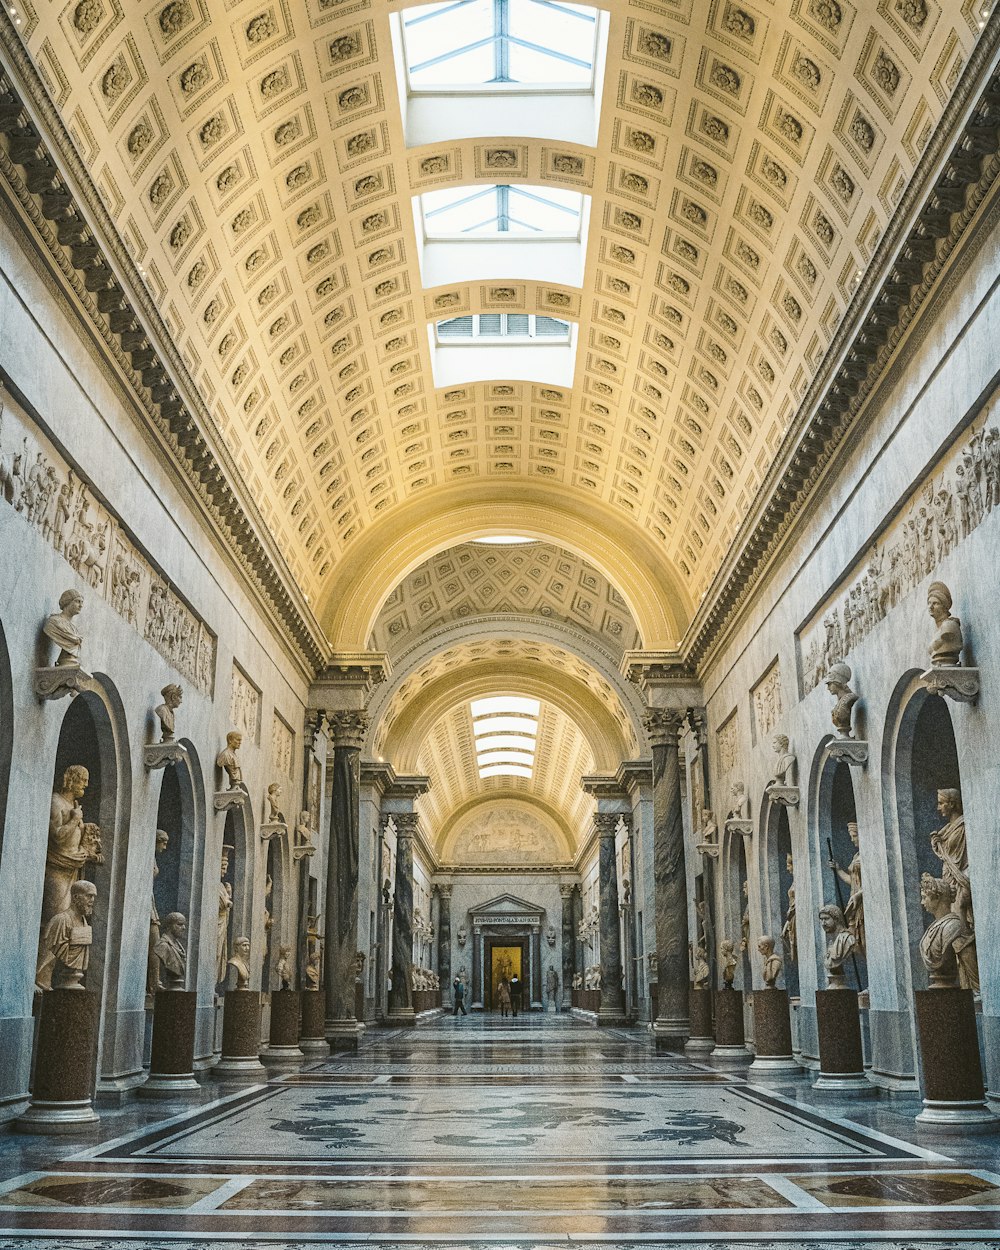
[812,750,863,994]
[760,796,799,999]
[150,742,205,996]
[217,799,255,993]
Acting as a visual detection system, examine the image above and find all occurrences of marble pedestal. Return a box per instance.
[18,990,100,1133]
[215,990,266,1080]
[813,990,873,1093]
[915,988,995,1130]
[749,990,800,1078]
[299,991,329,1057]
[711,988,750,1063]
[327,1018,366,1051]
[264,990,303,1066]
[684,987,714,1054]
[141,991,199,1097]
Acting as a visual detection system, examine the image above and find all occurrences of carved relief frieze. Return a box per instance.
[798,409,1000,694]
[0,388,215,692]
[750,660,783,743]
[230,662,261,742]
[271,711,294,777]
[716,709,739,774]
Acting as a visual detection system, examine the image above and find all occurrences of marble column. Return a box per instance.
[530,927,543,1009]
[573,885,585,981]
[597,813,627,1025]
[472,924,483,1009]
[387,811,417,1025]
[560,884,575,1010]
[645,709,690,1046]
[438,885,452,1005]
[324,711,368,1050]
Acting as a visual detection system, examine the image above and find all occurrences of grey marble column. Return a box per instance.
[573,885,585,980]
[530,928,543,1009]
[597,813,627,1024]
[560,884,574,1010]
[324,711,367,1049]
[645,709,690,1046]
[387,812,417,1025]
[437,885,452,1005]
[471,926,483,1008]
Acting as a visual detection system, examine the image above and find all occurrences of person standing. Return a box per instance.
[509,972,521,1017]
[453,976,467,1016]
[497,977,511,1019]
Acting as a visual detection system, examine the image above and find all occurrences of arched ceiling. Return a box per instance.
[368,539,642,663]
[8,0,988,648]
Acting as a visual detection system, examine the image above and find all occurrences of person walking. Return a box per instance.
[509,972,521,1017]
[452,977,467,1016]
[496,977,511,1019]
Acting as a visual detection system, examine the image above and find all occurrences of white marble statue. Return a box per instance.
[691,942,710,989]
[829,821,865,955]
[147,828,169,995]
[720,938,737,987]
[757,935,782,989]
[276,944,291,990]
[918,873,978,990]
[928,787,973,933]
[727,781,749,821]
[819,904,856,989]
[305,941,321,990]
[39,766,103,989]
[546,964,559,1005]
[42,588,84,666]
[825,662,859,738]
[216,731,245,791]
[572,972,582,990]
[768,735,796,787]
[781,853,797,965]
[41,879,97,990]
[265,782,286,825]
[216,846,233,985]
[294,810,316,858]
[152,912,187,991]
[926,580,964,666]
[154,683,183,742]
[227,935,251,990]
[546,924,557,947]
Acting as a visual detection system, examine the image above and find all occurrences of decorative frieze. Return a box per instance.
[271,712,294,778]
[716,710,739,774]
[230,664,261,742]
[0,389,215,693]
[798,414,1000,695]
[751,661,783,743]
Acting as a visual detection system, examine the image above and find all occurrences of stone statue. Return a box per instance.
[927,580,963,666]
[727,781,749,821]
[829,821,865,955]
[928,787,973,933]
[152,912,187,990]
[456,923,468,948]
[546,924,557,947]
[216,731,245,791]
[154,683,183,742]
[768,735,796,787]
[825,662,859,738]
[701,808,718,845]
[546,964,559,1003]
[40,765,103,981]
[620,876,632,906]
[819,904,856,989]
[265,783,285,825]
[757,935,782,988]
[147,828,169,995]
[227,935,251,990]
[274,944,291,990]
[720,938,737,987]
[781,855,797,965]
[305,941,321,990]
[691,942,710,989]
[740,878,750,952]
[42,588,84,666]
[41,879,97,990]
[294,810,316,858]
[572,972,582,990]
[216,846,233,985]
[918,873,977,990]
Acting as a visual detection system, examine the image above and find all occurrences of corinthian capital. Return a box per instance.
[327,710,369,749]
[394,811,420,838]
[642,707,686,747]
[594,812,621,839]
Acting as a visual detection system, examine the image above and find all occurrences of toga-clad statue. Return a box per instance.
[42,589,84,667]
[152,912,187,991]
[819,904,856,989]
[829,821,864,955]
[928,788,972,933]
[919,874,978,991]
[41,880,97,990]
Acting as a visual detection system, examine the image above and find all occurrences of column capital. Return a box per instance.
[310,651,391,713]
[559,883,575,899]
[594,811,621,839]
[581,774,627,802]
[621,650,701,701]
[327,710,370,749]
[436,883,452,900]
[642,708,687,747]
[393,811,420,839]
[687,707,709,747]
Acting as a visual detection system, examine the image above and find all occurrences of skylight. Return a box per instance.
[472,536,537,545]
[471,696,540,779]
[401,0,599,90]
[436,314,570,343]
[421,185,584,238]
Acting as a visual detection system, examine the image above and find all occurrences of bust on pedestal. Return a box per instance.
[918,581,979,703]
[765,736,799,807]
[749,937,798,1078]
[143,913,200,1097]
[825,663,869,766]
[813,904,870,1094]
[35,589,95,700]
[144,684,186,769]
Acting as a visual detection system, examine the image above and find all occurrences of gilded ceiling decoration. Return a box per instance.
[6,0,990,633]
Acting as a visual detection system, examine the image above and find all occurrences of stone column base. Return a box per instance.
[385,1010,417,1029]
[216,990,266,1080]
[299,991,329,1056]
[141,991,199,1097]
[264,990,303,1066]
[327,1019,365,1050]
[915,988,994,1130]
[685,986,714,1053]
[749,990,799,1078]
[18,990,100,1133]
[711,988,749,1063]
[813,989,874,1094]
[651,1016,688,1050]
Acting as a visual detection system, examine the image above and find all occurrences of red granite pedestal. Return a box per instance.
[215,989,266,1080]
[749,989,800,1078]
[915,988,995,1130]
[18,990,100,1133]
[141,990,199,1097]
[813,989,872,1093]
[263,989,303,1067]
[299,990,329,1057]
[711,987,750,1063]
[684,986,714,1054]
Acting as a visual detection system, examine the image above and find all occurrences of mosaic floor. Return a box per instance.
[2,1013,1000,1247]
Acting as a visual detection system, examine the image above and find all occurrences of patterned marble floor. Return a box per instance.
[2,1013,1000,1248]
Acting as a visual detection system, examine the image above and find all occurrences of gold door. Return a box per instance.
[490,945,521,1008]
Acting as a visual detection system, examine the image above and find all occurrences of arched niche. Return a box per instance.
[217,798,255,990]
[810,742,863,993]
[0,618,12,871]
[152,741,206,990]
[719,827,750,990]
[262,834,292,991]
[759,795,799,998]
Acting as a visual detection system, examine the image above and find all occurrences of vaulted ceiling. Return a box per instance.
[8,0,990,650]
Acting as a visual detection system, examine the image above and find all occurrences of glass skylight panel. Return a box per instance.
[401,0,599,90]
[435,314,571,343]
[472,535,536,544]
[471,695,539,780]
[480,764,533,779]
[421,185,583,238]
[473,716,539,735]
[477,751,535,767]
[472,696,540,717]
[475,734,537,752]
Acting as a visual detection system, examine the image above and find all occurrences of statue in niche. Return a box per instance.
[690,942,710,989]
[768,735,796,787]
[41,879,97,990]
[727,781,749,821]
[154,683,183,742]
[829,821,865,955]
[274,945,290,988]
[621,877,632,906]
[42,589,84,667]
[265,783,286,825]
[216,846,234,985]
[305,940,321,990]
[781,850,797,964]
[701,808,718,846]
[825,663,859,738]
[227,935,251,989]
[456,923,468,948]
[294,810,316,859]
[572,972,582,990]
[758,935,782,988]
[152,912,187,991]
[926,581,964,667]
[546,964,559,1003]
[740,878,750,952]
[919,874,978,991]
[147,828,170,995]
[720,938,737,987]
[819,904,856,989]
[546,924,557,947]
[928,788,973,934]
[216,731,246,791]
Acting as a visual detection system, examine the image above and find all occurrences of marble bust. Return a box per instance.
[927,581,963,666]
[768,735,796,787]
[265,783,286,825]
[152,912,187,991]
[720,938,737,987]
[42,879,96,990]
[757,935,782,989]
[727,781,749,821]
[819,904,856,989]
[825,662,859,738]
[918,873,975,990]
[294,810,316,858]
[42,588,83,666]
[154,683,183,742]
[227,935,251,990]
[216,731,245,791]
[276,944,291,990]
[691,942,710,989]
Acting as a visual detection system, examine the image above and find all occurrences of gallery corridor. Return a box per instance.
[0,1016,999,1248]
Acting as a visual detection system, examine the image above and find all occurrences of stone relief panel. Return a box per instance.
[751,660,783,744]
[271,712,294,778]
[716,709,739,775]
[0,388,215,693]
[230,662,261,743]
[797,409,1000,695]
[446,804,568,866]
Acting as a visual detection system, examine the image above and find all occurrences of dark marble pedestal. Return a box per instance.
[915,988,995,1130]
[749,989,799,1078]
[215,990,266,1080]
[813,989,872,1093]
[711,987,749,1063]
[18,990,100,1133]
[141,991,199,1097]
[299,990,329,1057]
[264,990,303,1066]
[684,986,714,1054]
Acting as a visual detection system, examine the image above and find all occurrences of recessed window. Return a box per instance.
[471,696,539,779]
[421,184,584,239]
[401,0,600,91]
[436,314,571,343]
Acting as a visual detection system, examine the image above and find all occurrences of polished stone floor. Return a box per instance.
[2,1013,1000,1247]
